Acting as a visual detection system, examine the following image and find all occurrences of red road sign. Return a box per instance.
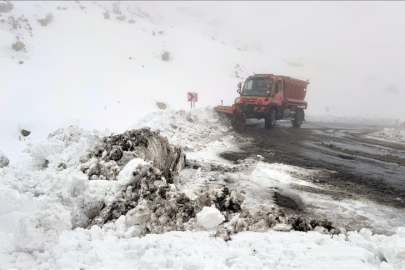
[187,92,195,102]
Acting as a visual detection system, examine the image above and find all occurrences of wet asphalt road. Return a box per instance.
[221,120,405,209]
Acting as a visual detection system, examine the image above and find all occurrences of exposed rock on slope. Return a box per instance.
[0,150,9,168]
[12,41,25,51]
[115,15,126,21]
[0,1,13,13]
[156,102,167,110]
[21,129,31,137]
[37,13,54,26]
[162,52,170,61]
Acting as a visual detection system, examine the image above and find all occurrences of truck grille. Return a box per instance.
[241,98,258,103]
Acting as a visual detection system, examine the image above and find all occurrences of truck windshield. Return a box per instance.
[242,78,273,97]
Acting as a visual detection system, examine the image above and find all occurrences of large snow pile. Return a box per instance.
[130,107,232,151]
[369,119,405,143]
[0,114,405,268]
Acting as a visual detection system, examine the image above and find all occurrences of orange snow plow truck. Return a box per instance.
[215,74,309,129]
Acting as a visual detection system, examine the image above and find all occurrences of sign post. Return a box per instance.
[187,92,198,108]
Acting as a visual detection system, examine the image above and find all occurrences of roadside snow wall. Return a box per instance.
[369,119,405,143]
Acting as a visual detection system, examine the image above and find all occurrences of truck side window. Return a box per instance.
[245,80,253,91]
[275,81,281,93]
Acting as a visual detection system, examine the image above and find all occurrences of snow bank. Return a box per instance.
[4,228,405,269]
[306,115,396,126]
[1,113,405,269]
[368,119,405,143]
[129,106,232,151]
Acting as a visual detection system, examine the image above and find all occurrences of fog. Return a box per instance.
[140,1,405,118]
[1,1,405,136]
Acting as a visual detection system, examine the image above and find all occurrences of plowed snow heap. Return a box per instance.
[82,128,341,238]
[80,128,185,180]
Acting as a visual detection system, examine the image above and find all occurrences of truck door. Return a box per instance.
[274,80,283,100]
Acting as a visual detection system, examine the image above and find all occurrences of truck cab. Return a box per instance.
[214,73,309,129]
[235,74,309,128]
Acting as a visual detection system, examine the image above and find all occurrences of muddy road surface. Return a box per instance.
[221,120,405,210]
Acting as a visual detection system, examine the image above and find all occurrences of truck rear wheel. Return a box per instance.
[265,108,276,129]
[292,109,304,128]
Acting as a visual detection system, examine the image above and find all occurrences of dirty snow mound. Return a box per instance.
[80,128,185,180]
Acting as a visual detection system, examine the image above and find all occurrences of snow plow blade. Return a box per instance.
[214,105,246,130]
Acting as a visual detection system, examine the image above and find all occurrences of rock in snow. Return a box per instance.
[156,102,167,110]
[0,150,9,168]
[0,1,13,13]
[12,41,25,51]
[162,52,170,61]
[115,15,126,21]
[197,205,225,229]
[21,129,31,137]
[37,13,54,26]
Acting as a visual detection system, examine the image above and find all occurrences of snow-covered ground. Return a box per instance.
[1,1,405,269]
[1,108,405,269]
[368,119,405,144]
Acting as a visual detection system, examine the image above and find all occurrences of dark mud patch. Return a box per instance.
[273,192,302,211]
[337,154,354,160]
[290,184,354,201]
[220,151,251,163]
[325,171,405,208]
[318,142,405,166]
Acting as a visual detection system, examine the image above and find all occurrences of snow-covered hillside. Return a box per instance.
[2,1,405,269]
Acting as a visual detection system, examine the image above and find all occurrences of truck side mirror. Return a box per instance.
[237,82,242,94]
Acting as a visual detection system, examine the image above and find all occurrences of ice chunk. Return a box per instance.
[196,205,225,230]
[314,226,326,234]
[359,228,373,238]
[116,158,150,189]
[380,262,394,270]
[124,226,141,239]
[89,225,104,241]
[126,200,151,225]
[70,172,89,196]
[272,223,292,231]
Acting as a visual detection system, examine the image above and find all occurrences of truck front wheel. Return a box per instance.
[265,108,277,129]
[292,109,304,128]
